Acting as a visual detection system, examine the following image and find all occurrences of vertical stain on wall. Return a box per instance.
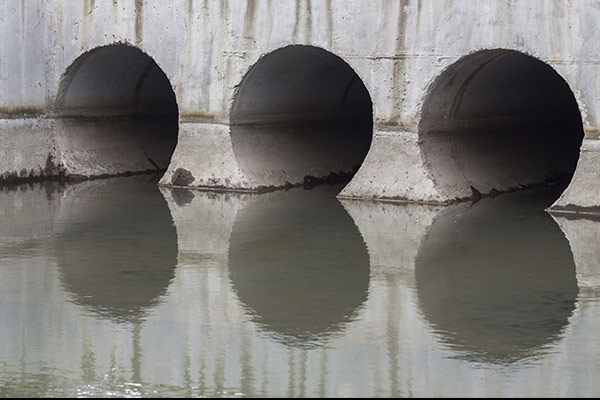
[200,0,214,111]
[110,0,118,36]
[20,0,25,33]
[135,0,144,47]
[325,0,333,48]
[292,1,301,42]
[80,0,95,51]
[20,0,26,100]
[265,0,273,45]
[85,0,96,12]
[415,0,422,31]
[305,0,312,43]
[395,1,409,56]
[392,0,410,123]
[243,0,257,40]
[181,0,194,104]
[219,0,233,116]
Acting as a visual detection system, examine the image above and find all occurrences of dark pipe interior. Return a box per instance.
[55,45,178,178]
[230,45,373,190]
[420,50,584,202]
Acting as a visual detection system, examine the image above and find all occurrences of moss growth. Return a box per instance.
[0,107,45,118]
[179,112,217,123]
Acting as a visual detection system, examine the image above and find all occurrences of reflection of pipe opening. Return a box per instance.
[420,50,584,202]
[415,190,578,363]
[55,44,178,180]
[230,45,373,191]
[228,187,370,347]
[56,176,177,322]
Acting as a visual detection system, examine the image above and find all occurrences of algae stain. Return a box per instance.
[135,0,144,47]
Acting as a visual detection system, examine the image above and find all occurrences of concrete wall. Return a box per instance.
[2,0,600,211]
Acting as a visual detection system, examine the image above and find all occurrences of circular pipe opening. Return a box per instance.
[230,45,373,190]
[55,44,178,179]
[419,49,584,202]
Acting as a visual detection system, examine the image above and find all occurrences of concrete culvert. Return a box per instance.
[420,49,584,202]
[55,44,178,180]
[230,45,373,190]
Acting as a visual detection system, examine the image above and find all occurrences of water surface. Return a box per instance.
[1,177,600,397]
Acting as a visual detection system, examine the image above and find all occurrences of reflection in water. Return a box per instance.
[416,188,578,363]
[54,176,177,321]
[1,179,600,397]
[228,187,370,346]
[551,214,600,297]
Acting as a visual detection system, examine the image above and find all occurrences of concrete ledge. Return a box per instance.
[0,118,61,183]
[549,138,600,215]
[338,128,443,203]
[158,121,250,189]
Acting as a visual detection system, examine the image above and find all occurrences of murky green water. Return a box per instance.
[1,176,599,397]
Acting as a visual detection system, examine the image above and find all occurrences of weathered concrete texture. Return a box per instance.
[160,122,247,189]
[0,119,62,183]
[2,0,600,210]
[338,128,442,203]
[549,139,600,214]
[0,0,47,110]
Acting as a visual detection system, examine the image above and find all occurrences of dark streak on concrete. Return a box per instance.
[548,204,600,218]
[391,0,410,123]
[135,0,144,47]
[171,168,195,186]
[0,107,45,118]
[339,179,571,207]
[0,153,67,186]
[243,0,256,40]
[162,167,358,195]
[292,1,301,41]
[325,0,333,48]
[305,0,312,42]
